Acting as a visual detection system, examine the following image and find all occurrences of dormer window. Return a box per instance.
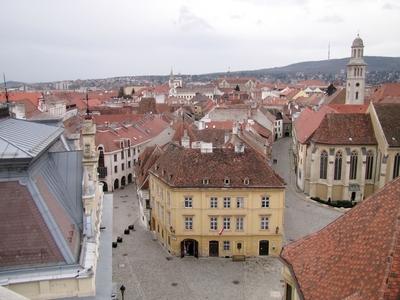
[243,178,250,185]
[202,179,209,185]
[155,164,159,170]
[120,141,124,148]
[224,178,230,186]
[162,170,166,176]
[169,174,173,180]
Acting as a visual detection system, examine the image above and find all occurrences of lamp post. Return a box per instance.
[120,285,126,300]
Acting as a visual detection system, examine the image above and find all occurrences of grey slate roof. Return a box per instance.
[0,118,64,159]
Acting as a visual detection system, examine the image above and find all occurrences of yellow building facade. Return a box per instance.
[148,143,285,258]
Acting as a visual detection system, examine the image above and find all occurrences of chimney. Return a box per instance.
[198,121,205,130]
[200,142,213,153]
[181,129,190,148]
[224,131,230,144]
[234,142,245,153]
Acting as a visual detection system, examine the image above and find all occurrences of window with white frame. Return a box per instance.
[261,196,270,208]
[210,197,218,208]
[184,216,193,230]
[236,197,244,208]
[223,240,230,251]
[223,217,231,230]
[236,216,244,231]
[210,217,217,230]
[184,196,192,208]
[223,197,231,208]
[260,216,269,230]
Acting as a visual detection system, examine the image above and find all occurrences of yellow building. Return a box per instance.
[148,143,285,258]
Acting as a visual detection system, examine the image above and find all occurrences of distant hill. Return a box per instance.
[209,56,400,77]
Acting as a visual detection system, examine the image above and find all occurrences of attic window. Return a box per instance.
[202,179,209,185]
[243,178,250,185]
[162,170,166,176]
[169,174,173,180]
[120,141,124,148]
[224,178,230,186]
[155,164,159,170]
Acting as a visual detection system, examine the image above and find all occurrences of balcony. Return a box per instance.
[97,166,108,178]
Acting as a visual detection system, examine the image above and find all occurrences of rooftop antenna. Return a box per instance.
[85,91,90,118]
[3,73,9,104]
[328,41,331,60]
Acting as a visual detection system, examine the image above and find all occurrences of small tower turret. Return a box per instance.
[345,34,367,104]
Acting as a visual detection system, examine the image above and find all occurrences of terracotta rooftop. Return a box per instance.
[311,113,376,145]
[370,83,400,103]
[293,106,335,144]
[150,143,285,188]
[281,177,400,300]
[374,103,400,147]
[327,103,368,114]
[136,145,165,190]
[0,181,64,268]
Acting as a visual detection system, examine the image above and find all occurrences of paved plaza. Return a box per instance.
[112,184,284,300]
[112,138,343,300]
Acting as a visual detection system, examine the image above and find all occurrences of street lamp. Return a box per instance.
[120,285,126,300]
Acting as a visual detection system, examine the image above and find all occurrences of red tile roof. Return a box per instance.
[95,115,170,152]
[150,143,285,188]
[327,104,368,113]
[370,83,400,103]
[294,106,335,144]
[0,181,64,268]
[311,113,377,145]
[281,177,400,300]
[374,103,400,147]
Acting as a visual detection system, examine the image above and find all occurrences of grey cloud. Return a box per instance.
[176,6,213,31]
[382,2,400,9]
[318,15,344,23]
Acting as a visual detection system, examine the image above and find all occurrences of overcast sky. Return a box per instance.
[1,0,400,82]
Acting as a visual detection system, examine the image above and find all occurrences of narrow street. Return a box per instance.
[271,137,343,243]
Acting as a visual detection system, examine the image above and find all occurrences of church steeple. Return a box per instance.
[345,34,367,105]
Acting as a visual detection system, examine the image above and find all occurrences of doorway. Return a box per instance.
[114,179,119,190]
[209,241,219,257]
[259,240,269,256]
[121,176,126,186]
[181,239,199,258]
[351,192,356,201]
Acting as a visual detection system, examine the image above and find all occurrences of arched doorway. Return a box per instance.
[181,239,199,258]
[101,181,108,192]
[259,240,269,256]
[121,176,126,186]
[209,241,219,257]
[114,179,119,190]
[128,173,133,184]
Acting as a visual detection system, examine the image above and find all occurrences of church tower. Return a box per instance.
[345,34,367,104]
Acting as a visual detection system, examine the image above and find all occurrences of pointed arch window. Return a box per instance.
[320,150,328,179]
[365,150,374,180]
[334,151,342,180]
[350,150,358,180]
[393,153,400,179]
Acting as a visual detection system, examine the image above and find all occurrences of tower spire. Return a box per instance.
[328,41,331,60]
